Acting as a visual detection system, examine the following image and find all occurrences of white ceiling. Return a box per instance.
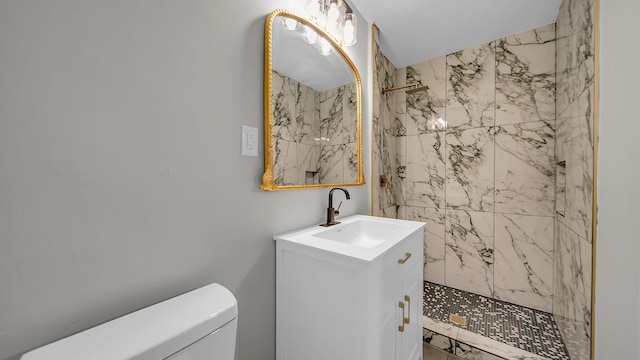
[348,0,562,67]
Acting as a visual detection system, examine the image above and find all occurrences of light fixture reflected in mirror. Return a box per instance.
[303,0,357,48]
[302,25,318,44]
[282,17,300,31]
[318,37,333,55]
[342,13,357,46]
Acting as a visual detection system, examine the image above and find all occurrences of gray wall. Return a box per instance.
[0,1,371,359]
[596,0,640,358]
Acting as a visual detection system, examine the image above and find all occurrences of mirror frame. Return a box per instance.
[261,9,365,191]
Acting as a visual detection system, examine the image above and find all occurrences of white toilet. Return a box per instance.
[21,283,238,360]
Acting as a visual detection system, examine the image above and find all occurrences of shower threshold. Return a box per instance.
[422,281,570,360]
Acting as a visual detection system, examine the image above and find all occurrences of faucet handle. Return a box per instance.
[334,201,343,215]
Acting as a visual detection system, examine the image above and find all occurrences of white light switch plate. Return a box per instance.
[242,125,258,157]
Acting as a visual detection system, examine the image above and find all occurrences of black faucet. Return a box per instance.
[320,188,351,227]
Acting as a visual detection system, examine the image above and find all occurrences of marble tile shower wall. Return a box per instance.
[372,25,400,217]
[553,0,595,359]
[379,24,558,313]
[271,71,358,185]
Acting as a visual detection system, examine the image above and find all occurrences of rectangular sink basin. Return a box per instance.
[274,215,425,261]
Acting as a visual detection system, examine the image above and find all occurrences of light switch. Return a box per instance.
[242,125,258,157]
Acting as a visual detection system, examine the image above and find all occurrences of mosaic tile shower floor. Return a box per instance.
[423,281,570,360]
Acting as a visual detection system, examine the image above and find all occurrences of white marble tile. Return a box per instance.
[341,83,358,144]
[272,137,298,186]
[454,342,504,360]
[343,142,358,184]
[455,328,549,360]
[395,136,407,206]
[446,42,496,129]
[395,67,407,136]
[423,316,460,340]
[564,89,594,243]
[556,0,594,40]
[295,143,319,185]
[494,121,555,216]
[318,144,345,184]
[553,221,591,325]
[406,132,446,209]
[556,31,595,116]
[371,119,383,215]
[555,315,590,360]
[445,127,495,212]
[445,210,494,297]
[294,81,320,145]
[495,24,555,126]
[403,206,446,284]
[494,214,554,312]
[320,86,344,146]
[381,131,397,205]
[271,71,296,142]
[406,55,447,135]
[381,206,398,219]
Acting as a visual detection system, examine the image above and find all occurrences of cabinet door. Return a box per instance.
[401,264,423,360]
[370,283,403,360]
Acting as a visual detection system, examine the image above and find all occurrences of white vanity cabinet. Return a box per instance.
[274,216,424,360]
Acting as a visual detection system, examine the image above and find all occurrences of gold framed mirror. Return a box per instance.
[261,9,364,191]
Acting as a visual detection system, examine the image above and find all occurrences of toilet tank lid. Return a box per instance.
[21,283,237,360]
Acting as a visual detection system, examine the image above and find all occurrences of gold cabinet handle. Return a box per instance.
[398,252,412,264]
[398,301,405,332]
[404,295,410,324]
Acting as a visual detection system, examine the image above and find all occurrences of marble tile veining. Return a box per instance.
[406,132,446,209]
[403,206,446,284]
[494,121,555,216]
[493,214,553,312]
[495,24,556,126]
[445,210,494,297]
[406,56,447,135]
[446,42,496,129]
[446,127,495,212]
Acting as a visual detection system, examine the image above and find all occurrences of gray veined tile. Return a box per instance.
[446,42,496,129]
[272,137,298,186]
[395,136,407,206]
[395,67,408,136]
[341,83,358,143]
[295,143,319,185]
[445,127,495,212]
[271,71,296,142]
[445,210,494,297]
[496,24,556,126]
[494,121,555,216]
[553,221,592,350]
[318,144,345,184]
[320,87,344,145]
[406,133,446,209]
[404,206,446,284]
[405,56,447,135]
[494,214,554,312]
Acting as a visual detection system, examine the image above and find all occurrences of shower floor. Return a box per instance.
[422,282,570,360]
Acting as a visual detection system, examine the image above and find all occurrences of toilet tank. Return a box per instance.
[21,283,238,360]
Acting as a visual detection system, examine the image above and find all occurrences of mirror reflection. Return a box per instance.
[261,10,364,191]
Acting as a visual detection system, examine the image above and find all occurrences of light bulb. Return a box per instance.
[282,18,299,31]
[318,37,333,56]
[341,13,357,46]
[303,26,318,44]
[328,3,340,23]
